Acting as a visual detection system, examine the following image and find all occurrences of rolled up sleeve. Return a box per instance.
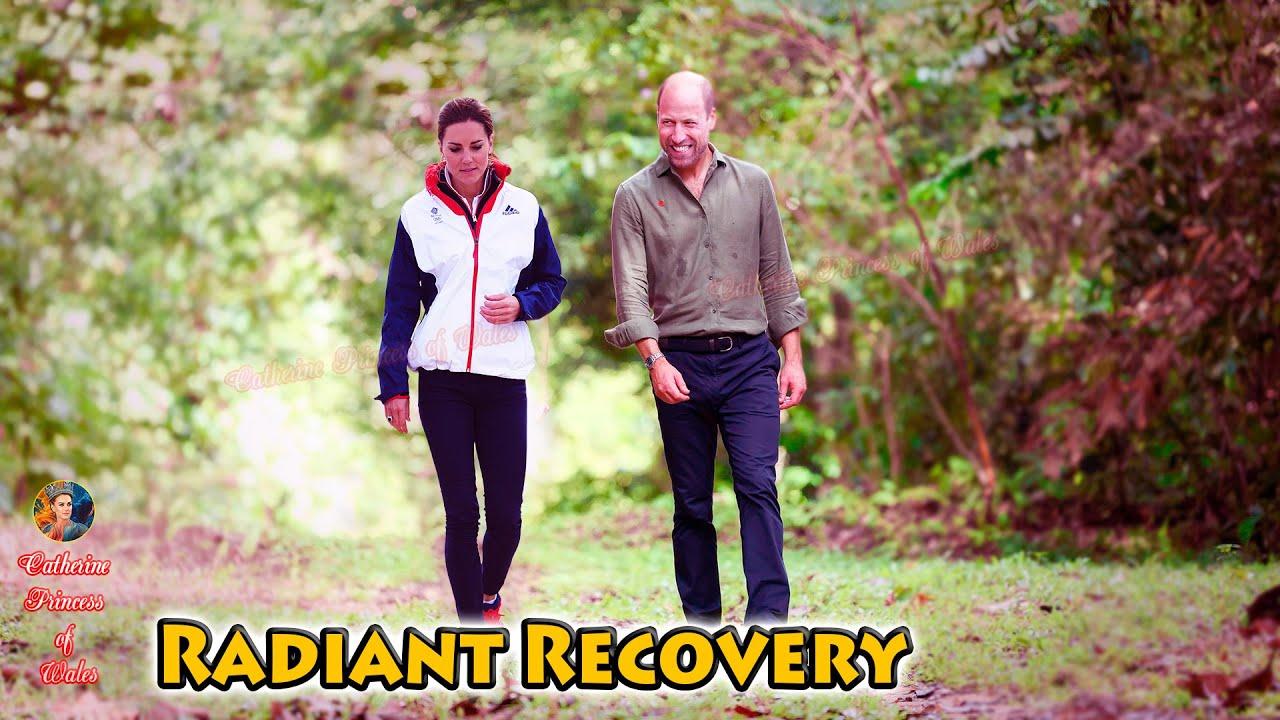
[605,185,660,348]
[758,175,808,344]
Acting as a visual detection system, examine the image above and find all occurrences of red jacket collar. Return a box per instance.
[424,158,511,216]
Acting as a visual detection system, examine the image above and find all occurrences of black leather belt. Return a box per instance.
[658,333,756,354]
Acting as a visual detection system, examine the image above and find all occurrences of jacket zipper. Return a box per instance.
[440,168,493,374]
[464,193,491,373]
[467,222,480,372]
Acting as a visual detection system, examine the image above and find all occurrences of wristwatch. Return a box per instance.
[643,352,665,370]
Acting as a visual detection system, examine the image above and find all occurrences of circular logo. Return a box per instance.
[33,481,95,543]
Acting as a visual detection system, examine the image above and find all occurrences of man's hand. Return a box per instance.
[778,360,806,410]
[777,327,806,410]
[384,396,410,434]
[480,293,521,324]
[651,358,691,404]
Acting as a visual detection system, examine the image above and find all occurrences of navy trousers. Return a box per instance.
[654,333,789,625]
[418,369,527,622]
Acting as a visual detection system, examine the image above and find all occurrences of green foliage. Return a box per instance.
[1,0,1274,555]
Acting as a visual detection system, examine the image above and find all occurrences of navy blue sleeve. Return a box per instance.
[514,208,567,321]
[375,219,427,403]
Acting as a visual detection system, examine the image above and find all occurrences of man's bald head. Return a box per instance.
[656,71,715,115]
[654,71,717,174]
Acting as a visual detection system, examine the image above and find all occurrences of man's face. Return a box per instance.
[657,84,715,172]
[53,495,73,521]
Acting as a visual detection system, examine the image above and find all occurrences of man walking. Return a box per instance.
[605,71,808,625]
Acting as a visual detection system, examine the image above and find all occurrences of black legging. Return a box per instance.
[418,369,527,622]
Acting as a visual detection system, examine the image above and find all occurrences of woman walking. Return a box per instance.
[376,98,566,623]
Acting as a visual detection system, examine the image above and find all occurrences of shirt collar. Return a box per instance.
[443,165,492,195]
[442,165,493,213]
[653,143,727,178]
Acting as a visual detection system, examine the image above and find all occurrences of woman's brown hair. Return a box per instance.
[436,97,494,141]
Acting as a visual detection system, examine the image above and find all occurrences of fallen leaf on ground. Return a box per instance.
[974,597,1025,615]
[1226,651,1277,709]
[1180,671,1233,700]
[732,705,767,717]
[1244,615,1279,639]
[1,664,42,687]
[450,697,483,716]
[1246,584,1280,627]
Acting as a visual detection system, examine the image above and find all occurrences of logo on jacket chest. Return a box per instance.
[430,207,443,224]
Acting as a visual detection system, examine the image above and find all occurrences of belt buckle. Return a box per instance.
[715,335,734,353]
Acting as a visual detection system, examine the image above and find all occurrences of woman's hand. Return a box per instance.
[384,396,410,434]
[480,293,521,324]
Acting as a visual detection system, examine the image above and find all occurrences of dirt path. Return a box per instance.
[6,517,1277,719]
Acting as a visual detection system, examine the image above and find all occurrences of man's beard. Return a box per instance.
[666,141,707,169]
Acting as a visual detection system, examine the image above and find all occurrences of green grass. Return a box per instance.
[1,499,1277,718]
[521,501,1280,716]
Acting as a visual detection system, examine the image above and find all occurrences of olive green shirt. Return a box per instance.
[605,146,808,348]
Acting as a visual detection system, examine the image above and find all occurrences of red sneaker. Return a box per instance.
[482,595,503,625]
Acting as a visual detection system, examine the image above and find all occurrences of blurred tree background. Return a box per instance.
[2,0,1276,555]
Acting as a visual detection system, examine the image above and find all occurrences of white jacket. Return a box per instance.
[375,160,566,400]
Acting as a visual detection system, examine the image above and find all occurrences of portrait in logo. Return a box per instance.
[33,481,95,542]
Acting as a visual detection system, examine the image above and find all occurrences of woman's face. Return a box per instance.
[53,494,73,521]
[439,120,492,187]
